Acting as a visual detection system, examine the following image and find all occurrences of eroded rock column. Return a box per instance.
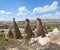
[13,18,22,39]
[35,18,45,37]
[23,19,34,39]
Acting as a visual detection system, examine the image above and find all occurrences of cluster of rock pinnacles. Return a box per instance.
[8,18,46,39]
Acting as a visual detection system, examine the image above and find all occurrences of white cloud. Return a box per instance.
[32,1,58,14]
[0,17,12,21]
[17,6,30,16]
[0,10,11,14]
[40,11,60,19]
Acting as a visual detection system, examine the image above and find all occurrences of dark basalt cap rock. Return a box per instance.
[37,18,41,21]
[25,18,30,22]
[13,18,15,21]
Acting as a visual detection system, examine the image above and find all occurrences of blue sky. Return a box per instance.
[0,0,60,21]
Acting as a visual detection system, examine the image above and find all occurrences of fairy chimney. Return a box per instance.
[13,18,22,39]
[8,29,13,38]
[35,18,45,37]
[23,19,34,39]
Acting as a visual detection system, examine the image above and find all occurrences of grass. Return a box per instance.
[0,23,60,50]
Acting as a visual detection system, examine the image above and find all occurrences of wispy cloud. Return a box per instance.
[0,10,11,15]
[17,6,30,16]
[39,11,60,19]
[32,1,58,14]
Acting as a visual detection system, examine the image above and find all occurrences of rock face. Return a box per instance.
[40,43,60,50]
[29,41,60,50]
[8,29,13,38]
[23,19,34,39]
[43,23,47,34]
[47,43,58,50]
[13,18,22,39]
[35,18,45,37]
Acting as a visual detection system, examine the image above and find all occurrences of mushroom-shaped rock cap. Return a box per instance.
[37,18,41,21]
[25,18,30,22]
[13,18,15,21]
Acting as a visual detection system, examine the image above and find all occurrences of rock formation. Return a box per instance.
[8,28,13,38]
[35,18,45,37]
[13,18,22,39]
[23,19,34,39]
[43,23,47,34]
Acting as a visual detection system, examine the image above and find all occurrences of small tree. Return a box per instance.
[4,24,9,29]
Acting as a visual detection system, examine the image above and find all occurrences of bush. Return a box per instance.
[31,26,36,31]
[4,24,9,29]
[47,25,52,29]
[0,30,4,33]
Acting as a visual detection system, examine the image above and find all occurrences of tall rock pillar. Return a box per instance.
[35,18,45,37]
[23,19,34,39]
[13,18,22,39]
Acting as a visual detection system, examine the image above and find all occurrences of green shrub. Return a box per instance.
[0,30,4,33]
[47,25,52,29]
